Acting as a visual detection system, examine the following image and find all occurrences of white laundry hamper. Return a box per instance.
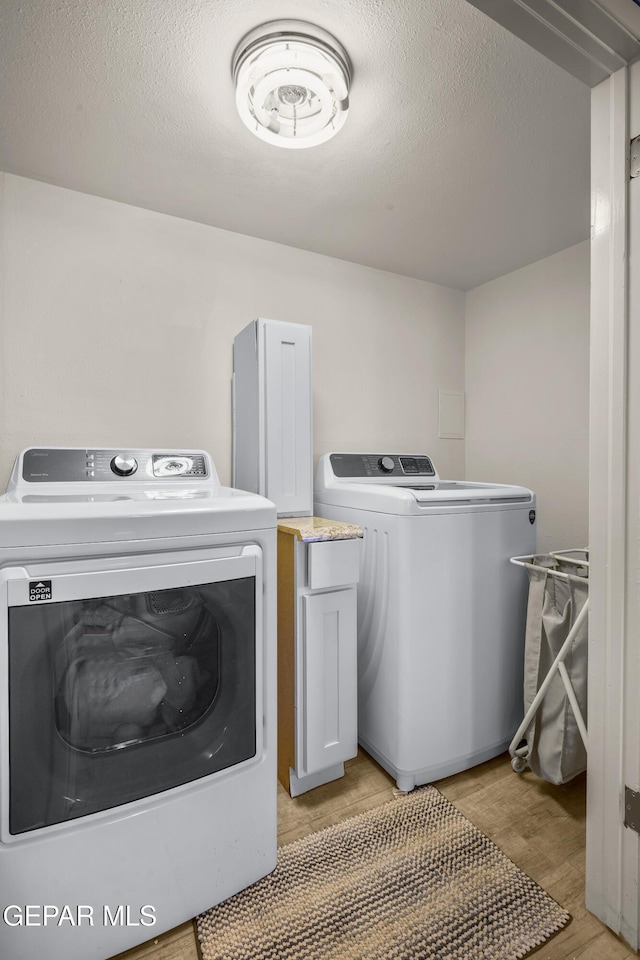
[509,550,589,785]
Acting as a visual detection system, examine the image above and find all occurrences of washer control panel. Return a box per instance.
[330,454,436,478]
[21,448,210,482]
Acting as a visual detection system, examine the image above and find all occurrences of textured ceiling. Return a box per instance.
[0,0,591,290]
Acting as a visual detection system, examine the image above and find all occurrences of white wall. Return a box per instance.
[0,172,589,543]
[465,240,590,553]
[0,174,465,489]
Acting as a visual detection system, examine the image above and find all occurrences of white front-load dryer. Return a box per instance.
[315,453,536,792]
[0,448,277,960]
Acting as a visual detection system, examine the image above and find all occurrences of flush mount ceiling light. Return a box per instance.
[232,20,352,149]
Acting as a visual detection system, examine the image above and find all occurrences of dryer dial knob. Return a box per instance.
[111,455,138,477]
[379,456,395,473]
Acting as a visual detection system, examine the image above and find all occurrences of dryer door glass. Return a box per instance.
[7,557,258,835]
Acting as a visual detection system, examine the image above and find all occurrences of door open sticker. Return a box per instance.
[29,580,52,601]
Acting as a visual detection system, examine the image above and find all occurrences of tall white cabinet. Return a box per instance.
[232,317,361,796]
[232,318,312,517]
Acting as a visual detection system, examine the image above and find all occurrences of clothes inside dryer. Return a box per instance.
[54,588,220,752]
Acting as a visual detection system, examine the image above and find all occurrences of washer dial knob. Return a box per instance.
[111,455,138,477]
[379,456,395,473]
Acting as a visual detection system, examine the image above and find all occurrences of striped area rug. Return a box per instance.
[196,786,570,960]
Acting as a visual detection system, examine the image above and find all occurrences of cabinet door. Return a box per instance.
[263,321,312,515]
[299,588,357,775]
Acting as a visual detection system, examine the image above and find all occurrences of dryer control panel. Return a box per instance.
[329,454,436,478]
[20,448,210,483]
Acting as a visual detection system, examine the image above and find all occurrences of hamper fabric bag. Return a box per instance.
[522,558,588,784]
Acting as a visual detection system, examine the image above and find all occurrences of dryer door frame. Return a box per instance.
[0,544,264,842]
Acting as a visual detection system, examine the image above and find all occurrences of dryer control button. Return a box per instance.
[111,455,138,477]
[379,456,395,473]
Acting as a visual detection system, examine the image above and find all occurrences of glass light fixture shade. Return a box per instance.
[232,21,352,149]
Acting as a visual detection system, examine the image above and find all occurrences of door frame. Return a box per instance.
[461,0,640,944]
[586,64,640,947]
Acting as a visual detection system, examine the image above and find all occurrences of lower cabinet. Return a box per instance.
[277,523,361,797]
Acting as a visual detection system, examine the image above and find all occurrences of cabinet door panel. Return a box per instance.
[300,589,357,775]
[263,322,312,515]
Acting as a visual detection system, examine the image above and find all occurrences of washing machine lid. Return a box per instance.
[315,453,535,516]
[0,448,276,547]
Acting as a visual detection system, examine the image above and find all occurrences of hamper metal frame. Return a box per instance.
[508,549,589,773]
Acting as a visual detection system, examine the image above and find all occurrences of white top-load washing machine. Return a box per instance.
[315,453,536,792]
[0,448,277,960]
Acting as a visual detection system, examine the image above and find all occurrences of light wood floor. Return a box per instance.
[113,750,635,960]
